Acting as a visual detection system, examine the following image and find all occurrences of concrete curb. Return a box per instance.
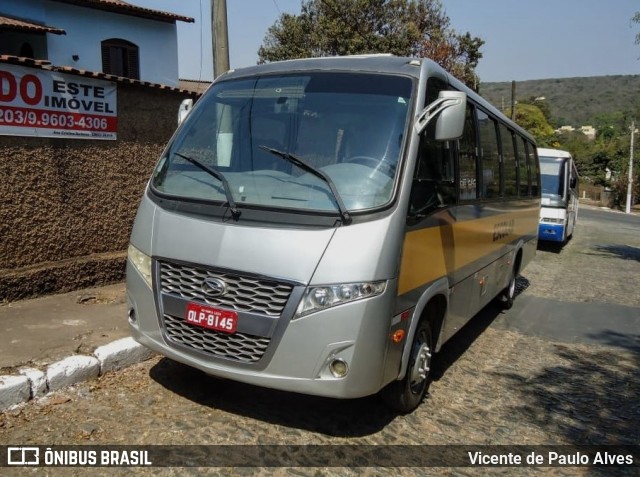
[0,337,155,411]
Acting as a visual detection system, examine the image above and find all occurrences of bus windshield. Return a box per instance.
[539,156,566,199]
[152,72,413,214]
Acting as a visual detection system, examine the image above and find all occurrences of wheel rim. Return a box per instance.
[508,272,516,300]
[408,331,432,395]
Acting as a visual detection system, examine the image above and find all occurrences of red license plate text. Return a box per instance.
[185,303,237,334]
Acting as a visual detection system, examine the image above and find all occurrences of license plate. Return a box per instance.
[185,303,237,334]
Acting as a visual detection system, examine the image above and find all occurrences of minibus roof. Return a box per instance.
[219,55,423,81]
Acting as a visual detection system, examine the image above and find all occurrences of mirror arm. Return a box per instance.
[178,98,194,125]
[414,96,464,135]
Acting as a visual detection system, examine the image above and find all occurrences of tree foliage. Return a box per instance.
[551,126,638,209]
[257,0,484,88]
[633,11,640,44]
[506,102,555,146]
[554,112,637,206]
[507,96,637,206]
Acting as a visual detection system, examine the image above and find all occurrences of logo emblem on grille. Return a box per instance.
[202,278,227,297]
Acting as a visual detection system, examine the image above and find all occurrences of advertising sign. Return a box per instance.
[0,63,117,140]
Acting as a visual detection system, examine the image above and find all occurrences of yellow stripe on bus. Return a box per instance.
[398,208,538,295]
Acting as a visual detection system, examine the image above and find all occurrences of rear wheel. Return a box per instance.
[381,319,434,413]
[500,265,517,310]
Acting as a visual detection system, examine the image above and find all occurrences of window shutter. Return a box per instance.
[101,39,139,79]
[101,43,111,74]
[127,47,139,79]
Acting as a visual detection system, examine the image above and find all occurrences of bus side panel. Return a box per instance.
[398,199,538,347]
[445,251,511,343]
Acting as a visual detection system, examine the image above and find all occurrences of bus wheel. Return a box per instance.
[501,266,517,310]
[381,319,433,413]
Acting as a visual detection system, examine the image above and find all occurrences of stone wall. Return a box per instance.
[0,83,193,301]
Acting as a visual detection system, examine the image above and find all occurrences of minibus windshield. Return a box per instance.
[152,72,413,215]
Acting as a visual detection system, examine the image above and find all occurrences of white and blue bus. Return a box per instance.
[538,147,579,243]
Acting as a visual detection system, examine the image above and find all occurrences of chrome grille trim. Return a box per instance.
[159,261,293,317]
[163,314,270,363]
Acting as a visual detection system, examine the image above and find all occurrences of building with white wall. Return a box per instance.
[580,125,596,140]
[0,0,192,87]
[555,124,597,141]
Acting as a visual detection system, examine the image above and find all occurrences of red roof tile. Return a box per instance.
[179,79,212,95]
[0,55,199,97]
[0,15,66,35]
[50,0,194,23]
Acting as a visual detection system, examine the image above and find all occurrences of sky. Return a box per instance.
[131,0,640,83]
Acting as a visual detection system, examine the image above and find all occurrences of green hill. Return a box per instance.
[479,75,640,128]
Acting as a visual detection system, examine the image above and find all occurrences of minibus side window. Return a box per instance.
[527,141,540,196]
[458,102,478,201]
[409,78,456,216]
[517,136,530,197]
[499,124,518,198]
[477,109,500,199]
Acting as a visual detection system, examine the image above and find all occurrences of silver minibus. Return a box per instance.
[127,55,540,412]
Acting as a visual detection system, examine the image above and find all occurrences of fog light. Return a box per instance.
[128,308,137,323]
[329,359,348,378]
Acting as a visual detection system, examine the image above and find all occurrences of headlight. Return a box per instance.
[128,244,152,287]
[295,281,386,318]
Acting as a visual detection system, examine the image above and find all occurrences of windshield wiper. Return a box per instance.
[173,152,241,220]
[259,145,352,225]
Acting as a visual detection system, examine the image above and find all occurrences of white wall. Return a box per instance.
[1,0,180,86]
[1,0,46,22]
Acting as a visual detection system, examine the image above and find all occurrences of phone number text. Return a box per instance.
[0,106,116,131]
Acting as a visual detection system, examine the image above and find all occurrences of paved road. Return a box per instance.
[496,295,640,352]
[1,204,638,475]
[496,205,640,347]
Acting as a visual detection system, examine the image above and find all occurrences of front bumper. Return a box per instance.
[127,262,400,399]
[538,223,565,242]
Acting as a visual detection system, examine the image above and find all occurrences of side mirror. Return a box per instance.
[178,98,193,125]
[414,91,466,140]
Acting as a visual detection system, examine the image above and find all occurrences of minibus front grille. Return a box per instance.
[159,261,293,317]
[163,314,270,363]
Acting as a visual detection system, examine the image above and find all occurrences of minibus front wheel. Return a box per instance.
[381,319,434,413]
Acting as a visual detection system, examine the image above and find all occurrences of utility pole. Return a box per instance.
[626,120,635,214]
[211,0,230,79]
[510,80,516,121]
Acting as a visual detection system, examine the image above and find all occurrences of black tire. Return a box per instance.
[500,266,517,310]
[381,319,434,413]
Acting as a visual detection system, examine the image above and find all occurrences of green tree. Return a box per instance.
[525,96,553,124]
[633,11,640,44]
[609,168,640,209]
[506,103,555,146]
[258,0,484,88]
[598,123,639,207]
[555,131,595,180]
[554,115,633,190]
[592,112,627,143]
